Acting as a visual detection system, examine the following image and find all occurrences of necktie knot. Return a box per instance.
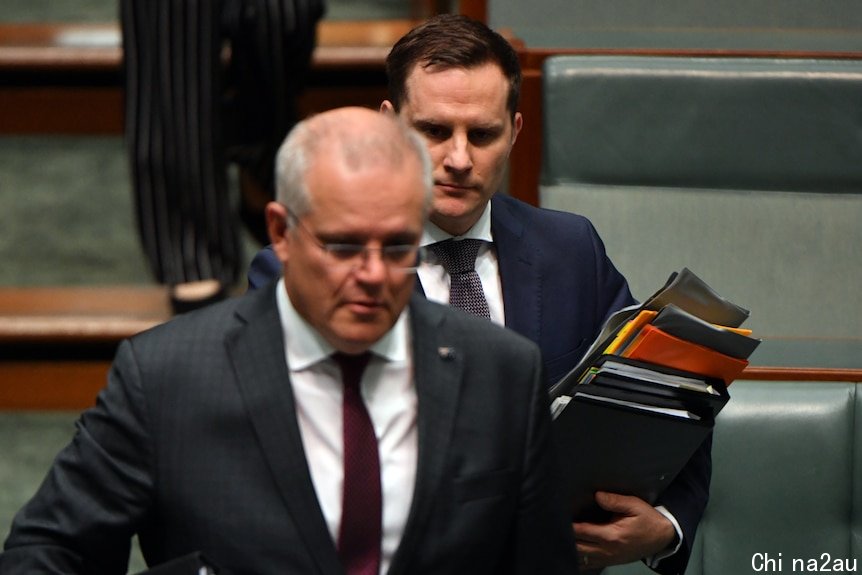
[332,351,372,392]
[430,239,484,275]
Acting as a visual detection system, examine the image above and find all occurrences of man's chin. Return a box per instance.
[327,315,393,354]
[430,203,480,235]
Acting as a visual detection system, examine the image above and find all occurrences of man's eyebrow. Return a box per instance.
[315,230,418,245]
[470,123,505,133]
[315,230,365,244]
[411,118,449,128]
[412,118,504,132]
[385,231,419,245]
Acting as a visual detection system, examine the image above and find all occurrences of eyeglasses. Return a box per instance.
[288,216,425,273]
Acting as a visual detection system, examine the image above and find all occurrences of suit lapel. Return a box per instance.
[413,278,426,297]
[387,296,465,575]
[225,284,342,575]
[491,195,542,344]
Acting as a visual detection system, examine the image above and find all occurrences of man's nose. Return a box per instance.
[353,249,388,283]
[443,134,473,172]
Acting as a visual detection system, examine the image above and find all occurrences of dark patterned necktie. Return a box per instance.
[430,239,491,319]
[333,351,381,575]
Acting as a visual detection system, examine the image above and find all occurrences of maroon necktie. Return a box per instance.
[333,351,381,575]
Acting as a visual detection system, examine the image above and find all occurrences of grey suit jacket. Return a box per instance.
[0,284,578,574]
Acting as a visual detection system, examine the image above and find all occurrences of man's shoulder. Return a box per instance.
[490,194,608,258]
[131,285,272,349]
[492,193,597,233]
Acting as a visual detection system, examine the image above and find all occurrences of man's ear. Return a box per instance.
[380,100,396,115]
[511,111,523,147]
[265,202,291,263]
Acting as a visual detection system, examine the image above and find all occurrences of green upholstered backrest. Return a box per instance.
[488,0,862,50]
[541,57,862,192]
[699,380,858,573]
[854,383,862,559]
[539,56,862,339]
[605,380,862,575]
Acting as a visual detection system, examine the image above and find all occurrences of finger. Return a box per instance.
[576,542,609,565]
[577,547,614,570]
[594,491,643,514]
[573,521,611,543]
[576,541,601,555]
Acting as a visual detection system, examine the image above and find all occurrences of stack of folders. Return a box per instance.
[550,268,760,521]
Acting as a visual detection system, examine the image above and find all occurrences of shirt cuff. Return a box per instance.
[644,505,683,568]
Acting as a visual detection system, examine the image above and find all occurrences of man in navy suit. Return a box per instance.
[0,107,579,574]
[248,15,711,575]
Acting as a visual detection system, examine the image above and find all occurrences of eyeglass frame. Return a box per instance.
[285,214,426,273]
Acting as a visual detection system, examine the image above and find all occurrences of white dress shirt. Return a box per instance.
[276,279,418,574]
[418,202,506,326]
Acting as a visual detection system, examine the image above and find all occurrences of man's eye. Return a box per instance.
[327,245,364,260]
[383,245,417,263]
[470,130,497,145]
[420,125,448,140]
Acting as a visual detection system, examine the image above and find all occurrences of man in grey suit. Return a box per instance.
[0,107,578,574]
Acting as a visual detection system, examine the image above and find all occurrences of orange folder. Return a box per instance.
[603,309,658,355]
[621,324,748,384]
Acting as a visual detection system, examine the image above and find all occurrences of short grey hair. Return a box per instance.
[274,110,433,219]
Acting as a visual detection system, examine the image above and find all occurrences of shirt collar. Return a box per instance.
[276,278,411,371]
[421,201,493,246]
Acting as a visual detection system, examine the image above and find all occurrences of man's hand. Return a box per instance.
[573,491,677,570]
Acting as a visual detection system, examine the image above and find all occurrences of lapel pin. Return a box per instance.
[437,347,455,360]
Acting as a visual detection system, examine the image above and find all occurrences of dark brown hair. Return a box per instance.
[385,14,522,119]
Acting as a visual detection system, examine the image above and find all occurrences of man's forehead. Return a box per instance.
[401,65,512,126]
[306,151,425,204]
[405,60,508,93]
[414,59,504,77]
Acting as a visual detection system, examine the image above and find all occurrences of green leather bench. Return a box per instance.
[487,0,862,51]
[607,379,862,574]
[539,55,862,341]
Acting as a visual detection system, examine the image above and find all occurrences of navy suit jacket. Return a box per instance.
[1,287,579,574]
[246,194,711,574]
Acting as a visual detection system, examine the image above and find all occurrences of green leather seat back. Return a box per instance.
[605,381,860,574]
[699,380,857,573]
[854,386,862,560]
[488,0,862,50]
[542,57,862,192]
[539,56,862,340]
